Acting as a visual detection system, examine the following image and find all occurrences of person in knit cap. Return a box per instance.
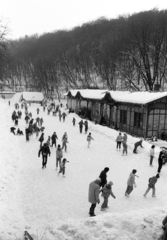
[100,181,116,211]
[88,178,101,217]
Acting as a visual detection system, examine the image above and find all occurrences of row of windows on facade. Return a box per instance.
[120,111,143,128]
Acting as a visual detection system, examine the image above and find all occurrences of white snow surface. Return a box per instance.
[0,93,167,240]
[22,92,44,101]
[68,89,167,104]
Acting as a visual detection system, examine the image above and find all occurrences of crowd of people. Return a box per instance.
[9,99,167,239]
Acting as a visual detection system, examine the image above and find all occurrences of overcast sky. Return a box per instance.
[1,0,166,39]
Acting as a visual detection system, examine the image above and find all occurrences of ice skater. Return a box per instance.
[84,120,88,134]
[122,140,128,156]
[157,149,166,173]
[39,133,44,148]
[62,132,68,152]
[133,139,143,154]
[72,117,76,126]
[143,174,160,197]
[125,169,138,197]
[56,144,63,170]
[58,158,69,177]
[116,132,122,151]
[100,181,116,211]
[87,132,94,148]
[150,145,155,166]
[38,143,51,169]
[78,120,84,133]
[51,132,58,147]
[99,167,110,188]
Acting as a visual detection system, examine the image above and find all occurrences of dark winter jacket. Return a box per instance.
[158,151,165,164]
[51,133,58,143]
[25,115,30,121]
[99,170,107,185]
[39,134,44,142]
[38,144,50,157]
[78,120,84,128]
[134,140,143,148]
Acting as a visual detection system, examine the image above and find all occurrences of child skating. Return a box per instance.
[58,158,69,177]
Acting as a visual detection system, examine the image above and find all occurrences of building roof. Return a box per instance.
[22,92,44,101]
[66,89,167,105]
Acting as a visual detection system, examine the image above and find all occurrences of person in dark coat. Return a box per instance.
[14,115,19,126]
[72,117,76,126]
[38,143,51,168]
[78,120,84,133]
[84,120,88,134]
[158,150,166,173]
[29,118,34,125]
[25,115,30,124]
[62,112,67,122]
[51,132,58,147]
[10,127,16,135]
[25,128,30,141]
[17,128,23,135]
[59,110,62,121]
[133,139,143,153]
[39,133,44,148]
[36,108,40,115]
[40,118,44,126]
[99,167,110,188]
[35,126,40,138]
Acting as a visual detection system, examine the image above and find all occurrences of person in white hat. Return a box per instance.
[100,181,116,211]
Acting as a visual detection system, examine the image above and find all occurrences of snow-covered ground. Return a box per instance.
[0,93,167,240]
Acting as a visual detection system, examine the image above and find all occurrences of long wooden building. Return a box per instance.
[66,89,167,139]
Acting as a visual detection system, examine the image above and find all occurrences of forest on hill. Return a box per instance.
[0,9,167,97]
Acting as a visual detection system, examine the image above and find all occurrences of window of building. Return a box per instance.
[120,110,127,124]
[134,112,143,128]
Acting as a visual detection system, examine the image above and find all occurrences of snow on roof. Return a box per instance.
[67,89,167,105]
[109,91,167,104]
[67,89,108,99]
[22,92,44,101]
